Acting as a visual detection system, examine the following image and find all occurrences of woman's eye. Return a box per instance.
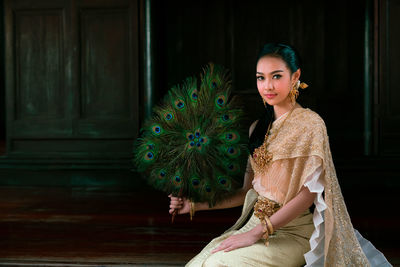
[256,76,264,81]
[272,74,282,79]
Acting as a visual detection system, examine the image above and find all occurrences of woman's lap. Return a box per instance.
[187,213,313,267]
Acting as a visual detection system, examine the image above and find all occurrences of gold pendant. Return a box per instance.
[253,144,273,168]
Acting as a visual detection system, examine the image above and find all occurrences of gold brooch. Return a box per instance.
[253,138,273,168]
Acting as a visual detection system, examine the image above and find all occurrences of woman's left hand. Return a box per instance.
[211,225,263,253]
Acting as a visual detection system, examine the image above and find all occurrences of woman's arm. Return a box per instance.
[194,159,254,211]
[169,159,254,214]
[212,185,316,253]
[250,185,316,237]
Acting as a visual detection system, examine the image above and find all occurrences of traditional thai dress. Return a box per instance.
[186,108,391,267]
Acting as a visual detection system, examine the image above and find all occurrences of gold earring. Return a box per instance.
[289,81,300,104]
[289,81,309,104]
[262,98,267,108]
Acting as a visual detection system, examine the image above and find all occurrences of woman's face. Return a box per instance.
[256,56,299,107]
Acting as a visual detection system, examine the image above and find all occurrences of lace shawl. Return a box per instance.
[250,108,370,266]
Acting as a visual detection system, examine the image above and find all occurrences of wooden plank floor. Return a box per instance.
[0,186,242,266]
[0,185,399,266]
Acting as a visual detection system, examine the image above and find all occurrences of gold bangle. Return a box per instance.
[265,217,274,235]
[189,201,195,221]
[261,220,270,246]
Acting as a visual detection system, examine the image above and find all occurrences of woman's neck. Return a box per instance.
[273,100,298,119]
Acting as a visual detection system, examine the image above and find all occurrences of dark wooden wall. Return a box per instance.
[154,0,368,157]
[0,0,5,142]
[0,0,399,188]
[377,0,400,156]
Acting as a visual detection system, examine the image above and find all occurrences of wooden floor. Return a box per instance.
[0,185,242,266]
[0,185,399,266]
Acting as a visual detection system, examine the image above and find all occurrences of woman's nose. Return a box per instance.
[262,79,273,91]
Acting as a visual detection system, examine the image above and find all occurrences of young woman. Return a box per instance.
[169,43,391,266]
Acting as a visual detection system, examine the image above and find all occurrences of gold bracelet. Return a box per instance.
[189,201,195,221]
[265,217,274,235]
[261,220,270,246]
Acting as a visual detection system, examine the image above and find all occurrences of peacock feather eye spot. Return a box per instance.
[212,82,217,89]
[175,176,181,182]
[217,98,224,105]
[222,114,229,121]
[192,179,200,186]
[151,125,163,135]
[157,170,166,179]
[174,99,185,110]
[195,132,200,138]
[220,179,226,185]
[196,142,201,147]
[199,137,204,143]
[165,113,173,120]
[147,152,154,159]
[228,164,234,170]
[227,133,233,140]
[189,141,195,147]
[192,93,198,99]
[188,134,194,140]
[227,147,235,154]
[147,144,154,150]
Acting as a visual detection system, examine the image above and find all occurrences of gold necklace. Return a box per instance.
[253,107,295,168]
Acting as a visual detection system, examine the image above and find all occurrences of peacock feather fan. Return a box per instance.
[133,63,249,207]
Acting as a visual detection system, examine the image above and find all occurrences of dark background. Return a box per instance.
[0,0,399,263]
[1,0,399,176]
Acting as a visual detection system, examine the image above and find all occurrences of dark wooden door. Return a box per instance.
[4,0,139,159]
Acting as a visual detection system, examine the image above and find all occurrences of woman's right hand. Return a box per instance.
[168,194,190,215]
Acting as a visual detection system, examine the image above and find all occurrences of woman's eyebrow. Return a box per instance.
[256,70,284,75]
[270,70,284,74]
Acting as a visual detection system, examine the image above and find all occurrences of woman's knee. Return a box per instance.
[203,252,230,267]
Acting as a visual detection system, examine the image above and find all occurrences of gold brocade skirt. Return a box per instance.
[186,189,314,267]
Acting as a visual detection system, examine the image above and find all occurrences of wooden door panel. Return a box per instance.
[6,2,72,142]
[15,10,66,120]
[5,0,139,157]
[79,8,131,120]
[74,0,139,139]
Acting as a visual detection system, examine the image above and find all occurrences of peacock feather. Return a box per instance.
[133,63,249,207]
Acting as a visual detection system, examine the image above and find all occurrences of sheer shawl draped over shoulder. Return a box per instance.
[250,108,371,266]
